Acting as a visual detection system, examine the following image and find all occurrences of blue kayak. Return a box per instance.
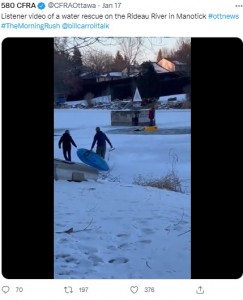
[76,148,109,171]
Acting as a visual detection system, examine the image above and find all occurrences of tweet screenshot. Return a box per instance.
[1,0,242,299]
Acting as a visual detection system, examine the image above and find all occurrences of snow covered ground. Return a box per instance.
[54,108,191,279]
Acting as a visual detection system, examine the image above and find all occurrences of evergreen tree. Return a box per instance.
[112,51,127,71]
[54,49,72,96]
[137,61,159,99]
[54,48,83,100]
[167,38,191,75]
[156,49,163,62]
[70,46,83,77]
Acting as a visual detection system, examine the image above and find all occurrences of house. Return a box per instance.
[121,64,140,77]
[96,71,122,82]
[157,58,187,72]
[151,62,170,73]
[172,60,188,72]
[79,66,98,79]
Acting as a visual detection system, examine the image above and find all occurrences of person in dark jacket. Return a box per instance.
[58,130,77,161]
[148,106,155,126]
[90,127,113,159]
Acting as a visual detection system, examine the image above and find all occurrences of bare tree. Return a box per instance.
[54,37,115,53]
[54,37,170,64]
[161,47,173,59]
[82,49,114,74]
[116,38,143,75]
[169,38,191,73]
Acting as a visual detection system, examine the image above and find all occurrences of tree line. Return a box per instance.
[54,37,191,101]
